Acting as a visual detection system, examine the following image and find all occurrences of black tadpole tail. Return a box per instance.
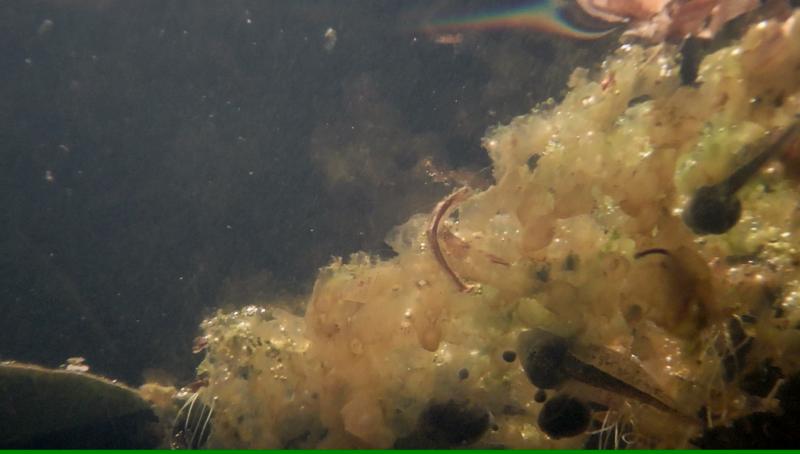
[560,353,677,416]
[724,121,800,194]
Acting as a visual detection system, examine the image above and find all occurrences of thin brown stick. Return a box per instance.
[427,187,476,292]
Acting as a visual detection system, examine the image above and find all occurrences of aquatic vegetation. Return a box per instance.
[186,10,800,449]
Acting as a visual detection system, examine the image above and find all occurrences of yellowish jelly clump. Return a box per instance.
[194,12,800,449]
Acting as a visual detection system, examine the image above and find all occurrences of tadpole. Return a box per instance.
[518,329,569,389]
[537,394,591,439]
[684,121,800,235]
[417,399,490,446]
[518,329,680,415]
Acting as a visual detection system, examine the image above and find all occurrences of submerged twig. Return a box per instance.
[427,187,476,292]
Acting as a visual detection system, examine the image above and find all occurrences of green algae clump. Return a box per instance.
[191,12,800,449]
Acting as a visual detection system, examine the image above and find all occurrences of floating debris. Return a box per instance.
[322,27,337,52]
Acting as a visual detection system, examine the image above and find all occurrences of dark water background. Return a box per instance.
[0,0,610,385]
